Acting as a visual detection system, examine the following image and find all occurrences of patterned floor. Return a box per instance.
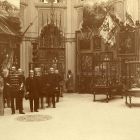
[16,114,52,122]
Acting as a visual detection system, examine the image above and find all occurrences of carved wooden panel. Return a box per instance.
[38,48,65,73]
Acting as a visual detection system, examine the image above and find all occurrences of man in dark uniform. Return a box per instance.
[54,69,62,103]
[47,67,56,108]
[26,70,39,112]
[7,66,25,114]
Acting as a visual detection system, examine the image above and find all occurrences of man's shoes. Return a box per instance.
[12,112,15,115]
[19,112,25,114]
[31,110,33,112]
[53,106,56,108]
[34,110,39,112]
[46,105,50,108]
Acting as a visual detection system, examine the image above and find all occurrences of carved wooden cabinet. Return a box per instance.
[31,23,65,75]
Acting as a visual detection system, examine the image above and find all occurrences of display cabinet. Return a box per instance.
[92,60,124,102]
[125,61,140,107]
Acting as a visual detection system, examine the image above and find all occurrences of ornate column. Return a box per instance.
[20,1,29,76]
[139,0,140,20]
[20,0,38,76]
[65,0,78,90]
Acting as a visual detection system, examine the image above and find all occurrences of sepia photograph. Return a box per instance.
[0,0,140,140]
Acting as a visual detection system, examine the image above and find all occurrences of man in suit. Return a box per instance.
[34,68,43,109]
[47,67,56,108]
[54,69,62,103]
[26,70,39,112]
[42,71,49,106]
[17,68,25,111]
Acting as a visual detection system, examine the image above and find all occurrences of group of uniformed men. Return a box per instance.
[3,66,63,114]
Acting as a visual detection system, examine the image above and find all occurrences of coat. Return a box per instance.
[47,73,56,94]
[25,77,40,98]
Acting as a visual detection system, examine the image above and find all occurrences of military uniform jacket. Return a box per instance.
[7,72,22,90]
[7,72,22,97]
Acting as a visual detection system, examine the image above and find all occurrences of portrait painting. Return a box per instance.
[118,32,135,55]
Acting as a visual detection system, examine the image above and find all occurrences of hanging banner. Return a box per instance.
[99,14,117,46]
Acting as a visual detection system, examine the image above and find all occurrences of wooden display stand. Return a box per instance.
[92,60,124,102]
[126,88,140,107]
[125,61,140,107]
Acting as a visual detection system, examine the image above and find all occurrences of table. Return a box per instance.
[92,85,124,103]
[125,88,140,107]
[109,85,124,98]
[92,86,110,103]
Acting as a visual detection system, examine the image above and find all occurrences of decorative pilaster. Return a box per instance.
[20,0,38,76]
[139,0,140,20]
[65,0,78,90]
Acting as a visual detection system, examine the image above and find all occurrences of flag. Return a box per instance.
[107,35,116,47]
[99,14,117,46]
[47,14,49,25]
[55,13,57,27]
[1,51,14,70]
[41,12,44,28]
[59,14,62,30]
[125,12,135,27]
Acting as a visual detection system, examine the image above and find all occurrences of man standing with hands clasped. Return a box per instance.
[26,70,39,112]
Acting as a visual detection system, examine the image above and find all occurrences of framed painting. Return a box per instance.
[76,31,92,53]
[117,31,135,56]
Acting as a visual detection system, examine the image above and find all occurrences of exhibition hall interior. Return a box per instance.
[0,0,140,140]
